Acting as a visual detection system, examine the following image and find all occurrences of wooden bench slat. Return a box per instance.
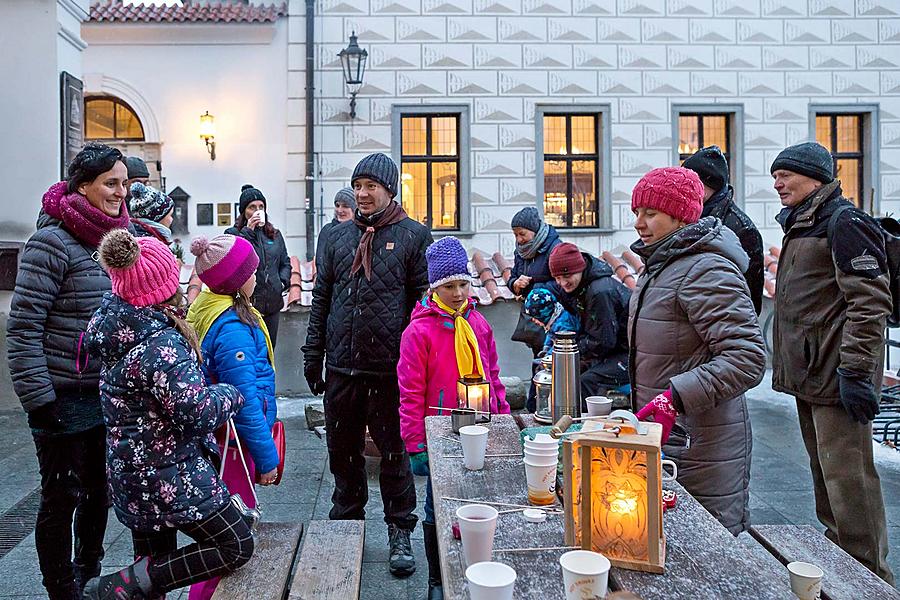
[211,521,303,600]
[289,519,365,600]
[750,524,900,600]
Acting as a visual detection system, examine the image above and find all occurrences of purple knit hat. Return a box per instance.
[190,234,259,295]
[426,236,470,288]
[631,167,704,224]
[98,229,180,307]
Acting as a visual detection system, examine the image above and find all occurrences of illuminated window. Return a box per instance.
[541,114,599,229]
[815,114,864,209]
[216,203,232,227]
[399,114,460,230]
[677,114,730,165]
[84,97,144,141]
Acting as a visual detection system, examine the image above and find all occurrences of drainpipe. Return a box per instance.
[304,0,316,260]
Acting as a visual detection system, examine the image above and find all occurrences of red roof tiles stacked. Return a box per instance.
[90,1,286,24]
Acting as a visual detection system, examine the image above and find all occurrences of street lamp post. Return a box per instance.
[338,32,368,119]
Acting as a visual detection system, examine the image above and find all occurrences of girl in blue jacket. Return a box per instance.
[186,234,281,600]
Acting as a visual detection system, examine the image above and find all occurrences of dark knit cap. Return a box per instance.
[683,145,729,191]
[352,153,398,198]
[549,243,587,277]
[334,186,357,210]
[129,182,174,222]
[125,156,150,180]
[239,184,266,214]
[511,207,542,233]
[770,142,834,184]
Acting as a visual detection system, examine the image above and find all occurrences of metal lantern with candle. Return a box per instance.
[457,374,490,423]
[532,354,553,424]
[562,412,666,573]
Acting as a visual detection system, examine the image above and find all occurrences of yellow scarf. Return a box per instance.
[187,290,275,368]
[431,294,484,379]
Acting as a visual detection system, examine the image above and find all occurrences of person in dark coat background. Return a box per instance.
[303,153,432,580]
[7,143,132,599]
[683,145,765,315]
[508,206,561,299]
[316,186,356,260]
[547,243,631,399]
[225,185,292,346]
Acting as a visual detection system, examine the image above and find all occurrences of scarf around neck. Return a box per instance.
[187,290,275,367]
[516,222,549,260]
[42,181,131,247]
[350,201,407,280]
[431,294,485,380]
[132,218,172,244]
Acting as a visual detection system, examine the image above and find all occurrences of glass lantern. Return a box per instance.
[532,354,554,424]
[457,375,491,423]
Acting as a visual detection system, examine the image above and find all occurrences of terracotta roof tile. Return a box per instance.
[90,1,286,24]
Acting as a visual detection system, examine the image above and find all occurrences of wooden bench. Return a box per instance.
[211,522,304,600]
[289,519,365,600]
[750,524,900,600]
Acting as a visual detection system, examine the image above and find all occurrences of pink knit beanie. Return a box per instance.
[631,167,704,224]
[99,229,180,307]
[190,234,259,295]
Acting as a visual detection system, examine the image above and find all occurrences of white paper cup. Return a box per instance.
[524,446,559,456]
[585,396,613,416]
[459,425,489,470]
[787,561,823,600]
[560,550,611,600]
[531,433,557,444]
[523,451,559,466]
[465,561,516,600]
[524,459,557,505]
[456,505,498,567]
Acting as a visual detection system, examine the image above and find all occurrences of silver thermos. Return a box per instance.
[551,331,581,423]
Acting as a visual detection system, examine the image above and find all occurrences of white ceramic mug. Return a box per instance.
[253,208,266,227]
[661,458,678,481]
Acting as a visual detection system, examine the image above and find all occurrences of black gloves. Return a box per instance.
[28,402,63,432]
[304,360,326,396]
[837,369,880,424]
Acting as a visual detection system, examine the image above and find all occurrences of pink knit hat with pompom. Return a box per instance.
[98,229,180,307]
[631,167,704,224]
[190,234,259,295]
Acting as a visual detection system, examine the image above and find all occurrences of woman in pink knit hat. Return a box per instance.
[628,166,766,536]
[84,230,252,599]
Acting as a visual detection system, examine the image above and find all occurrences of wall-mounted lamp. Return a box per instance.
[199,111,216,161]
[338,32,368,119]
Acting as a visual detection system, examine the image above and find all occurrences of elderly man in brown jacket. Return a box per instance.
[771,142,894,585]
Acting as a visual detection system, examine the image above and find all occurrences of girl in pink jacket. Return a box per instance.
[398,236,508,600]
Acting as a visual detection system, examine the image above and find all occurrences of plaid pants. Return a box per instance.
[131,500,254,594]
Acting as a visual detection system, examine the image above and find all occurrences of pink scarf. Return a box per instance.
[42,181,130,247]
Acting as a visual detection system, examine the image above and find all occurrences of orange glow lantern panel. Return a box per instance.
[457,375,490,423]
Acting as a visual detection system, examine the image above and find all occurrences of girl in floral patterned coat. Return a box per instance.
[83,229,253,600]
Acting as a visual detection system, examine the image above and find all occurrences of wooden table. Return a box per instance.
[426,414,797,599]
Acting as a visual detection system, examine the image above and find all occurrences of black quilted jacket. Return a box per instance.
[7,213,117,432]
[303,212,432,376]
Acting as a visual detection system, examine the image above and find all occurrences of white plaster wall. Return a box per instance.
[0,0,88,242]
[303,0,900,257]
[81,21,293,254]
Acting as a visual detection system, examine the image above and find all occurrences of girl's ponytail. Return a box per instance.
[158,288,203,363]
[233,290,257,327]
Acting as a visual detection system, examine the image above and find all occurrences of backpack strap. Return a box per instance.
[826,203,856,248]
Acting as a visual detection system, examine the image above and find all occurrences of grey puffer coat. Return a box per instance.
[628,217,766,535]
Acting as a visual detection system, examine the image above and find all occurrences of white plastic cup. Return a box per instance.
[456,504,498,567]
[459,425,489,470]
[524,446,559,456]
[524,458,557,505]
[559,550,611,600]
[787,562,824,600]
[465,561,516,600]
[585,396,613,416]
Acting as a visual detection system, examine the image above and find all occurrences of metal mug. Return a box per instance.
[452,408,477,434]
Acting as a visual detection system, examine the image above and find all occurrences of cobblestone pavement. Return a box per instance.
[0,373,898,598]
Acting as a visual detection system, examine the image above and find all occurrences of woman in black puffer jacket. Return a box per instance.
[225,185,291,346]
[7,143,132,599]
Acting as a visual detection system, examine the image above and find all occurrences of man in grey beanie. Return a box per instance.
[771,141,894,584]
[303,153,433,580]
[124,157,151,191]
[315,187,357,261]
